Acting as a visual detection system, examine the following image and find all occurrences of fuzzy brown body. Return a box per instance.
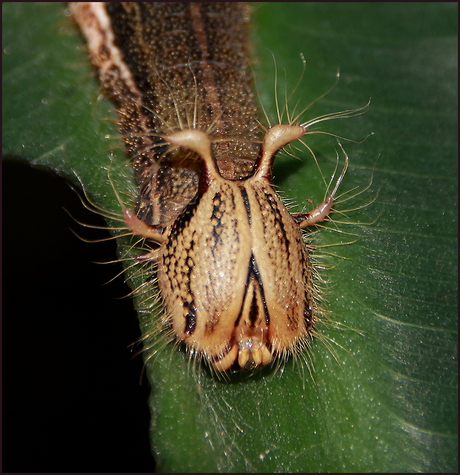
[69,2,340,372]
[71,2,260,226]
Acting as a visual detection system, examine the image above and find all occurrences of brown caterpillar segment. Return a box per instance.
[69,3,353,373]
[70,2,260,227]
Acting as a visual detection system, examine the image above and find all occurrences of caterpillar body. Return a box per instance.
[70,2,362,373]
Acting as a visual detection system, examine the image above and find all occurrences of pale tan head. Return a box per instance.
[157,125,314,372]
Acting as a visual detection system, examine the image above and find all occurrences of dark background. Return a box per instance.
[3,161,155,472]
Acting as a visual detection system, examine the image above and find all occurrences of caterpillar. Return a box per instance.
[69,2,368,374]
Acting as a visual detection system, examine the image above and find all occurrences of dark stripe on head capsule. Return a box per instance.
[239,187,251,225]
[184,303,197,335]
[248,285,259,327]
[249,255,270,326]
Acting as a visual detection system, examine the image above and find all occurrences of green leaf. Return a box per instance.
[3,2,457,472]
